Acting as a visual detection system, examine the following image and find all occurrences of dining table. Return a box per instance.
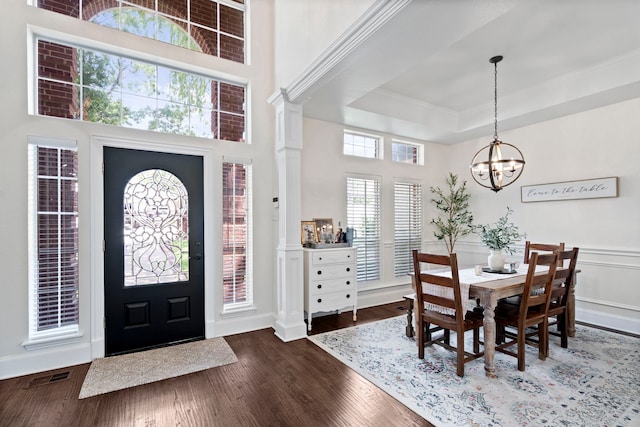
[407,264,578,378]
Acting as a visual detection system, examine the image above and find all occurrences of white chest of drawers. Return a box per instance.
[303,247,358,331]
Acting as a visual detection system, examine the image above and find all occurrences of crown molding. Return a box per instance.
[284,0,411,103]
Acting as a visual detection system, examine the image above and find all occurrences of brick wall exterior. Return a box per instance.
[38,41,79,119]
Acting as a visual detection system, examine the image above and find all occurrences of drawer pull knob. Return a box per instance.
[317,270,322,275]
[317,298,322,303]
[346,267,351,272]
[346,294,351,299]
[346,281,350,285]
[317,284,322,289]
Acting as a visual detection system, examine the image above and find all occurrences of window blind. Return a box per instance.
[222,161,253,310]
[394,182,423,277]
[28,141,79,338]
[346,176,381,283]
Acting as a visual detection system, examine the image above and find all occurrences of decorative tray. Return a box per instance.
[304,242,350,249]
[482,267,517,274]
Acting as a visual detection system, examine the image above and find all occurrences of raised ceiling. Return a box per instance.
[285,0,640,144]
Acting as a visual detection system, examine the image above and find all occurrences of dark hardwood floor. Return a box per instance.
[0,301,433,427]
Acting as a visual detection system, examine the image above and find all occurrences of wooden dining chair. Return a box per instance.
[412,250,484,377]
[494,252,558,371]
[544,247,580,352]
[501,241,566,307]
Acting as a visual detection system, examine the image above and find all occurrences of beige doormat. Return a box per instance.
[79,337,237,399]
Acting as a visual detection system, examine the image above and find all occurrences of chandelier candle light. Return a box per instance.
[470,56,525,192]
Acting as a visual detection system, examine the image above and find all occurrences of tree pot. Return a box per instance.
[488,249,505,271]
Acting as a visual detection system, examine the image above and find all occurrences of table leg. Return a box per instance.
[405,297,414,337]
[479,292,498,378]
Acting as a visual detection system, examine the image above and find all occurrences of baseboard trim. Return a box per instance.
[0,342,91,380]
[212,312,276,338]
[574,307,639,336]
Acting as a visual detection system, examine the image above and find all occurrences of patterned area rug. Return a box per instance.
[79,338,237,399]
[308,316,640,426]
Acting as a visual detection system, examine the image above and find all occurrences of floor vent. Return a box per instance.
[25,371,70,388]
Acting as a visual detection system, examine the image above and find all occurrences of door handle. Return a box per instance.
[192,254,202,261]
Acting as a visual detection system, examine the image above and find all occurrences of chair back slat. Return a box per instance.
[420,273,454,288]
[524,241,565,266]
[422,294,457,310]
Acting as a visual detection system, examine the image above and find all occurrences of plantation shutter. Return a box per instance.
[28,140,79,338]
[394,182,423,276]
[222,161,253,310]
[346,176,381,283]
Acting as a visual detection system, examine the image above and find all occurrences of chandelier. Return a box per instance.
[470,55,525,192]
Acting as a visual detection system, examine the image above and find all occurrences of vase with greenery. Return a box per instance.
[473,207,526,270]
[430,172,473,254]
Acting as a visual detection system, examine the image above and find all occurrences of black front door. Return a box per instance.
[104,147,204,356]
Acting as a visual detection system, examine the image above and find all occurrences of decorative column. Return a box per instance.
[269,90,307,341]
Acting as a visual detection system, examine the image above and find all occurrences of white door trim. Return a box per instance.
[89,135,216,359]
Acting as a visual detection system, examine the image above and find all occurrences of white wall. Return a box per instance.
[273,0,375,88]
[301,118,449,306]
[0,0,276,379]
[450,97,640,334]
[300,98,640,334]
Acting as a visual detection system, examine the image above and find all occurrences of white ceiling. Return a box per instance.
[286,0,640,144]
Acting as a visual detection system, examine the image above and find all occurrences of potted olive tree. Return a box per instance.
[430,172,473,254]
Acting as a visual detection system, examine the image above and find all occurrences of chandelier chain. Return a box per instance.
[494,59,498,140]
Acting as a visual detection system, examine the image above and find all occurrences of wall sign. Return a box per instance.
[521,177,618,203]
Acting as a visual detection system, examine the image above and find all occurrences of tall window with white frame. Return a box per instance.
[346,176,381,283]
[222,161,252,311]
[27,138,79,342]
[394,181,423,276]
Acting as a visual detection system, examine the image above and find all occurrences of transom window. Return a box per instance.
[392,140,423,165]
[37,0,246,63]
[36,38,246,141]
[343,130,381,159]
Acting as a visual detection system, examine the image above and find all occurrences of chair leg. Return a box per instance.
[444,329,450,345]
[538,321,547,360]
[559,313,568,348]
[417,317,425,359]
[425,322,432,341]
[517,325,526,371]
[457,330,465,377]
[496,322,505,345]
[473,327,480,354]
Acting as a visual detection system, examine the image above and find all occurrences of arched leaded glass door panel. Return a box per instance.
[104,147,204,356]
[124,169,189,286]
